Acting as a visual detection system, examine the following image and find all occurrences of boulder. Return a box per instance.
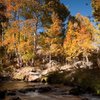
[41,67,58,76]
[42,63,74,76]
[13,67,41,81]
[41,62,59,76]
[24,73,41,82]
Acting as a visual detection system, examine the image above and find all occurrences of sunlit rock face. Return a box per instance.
[12,60,94,82]
[12,61,74,82]
[13,67,41,82]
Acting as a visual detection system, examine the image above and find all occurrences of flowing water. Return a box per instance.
[0,81,100,100]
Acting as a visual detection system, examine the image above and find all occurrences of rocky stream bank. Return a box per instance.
[0,61,100,100]
[0,81,100,100]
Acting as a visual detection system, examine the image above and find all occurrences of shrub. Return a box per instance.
[47,70,73,85]
[72,68,100,94]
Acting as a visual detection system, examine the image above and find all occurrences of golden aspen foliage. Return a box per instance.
[63,14,98,61]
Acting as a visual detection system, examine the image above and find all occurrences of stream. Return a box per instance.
[0,81,100,100]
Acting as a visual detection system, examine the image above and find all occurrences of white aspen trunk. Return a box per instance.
[85,55,89,63]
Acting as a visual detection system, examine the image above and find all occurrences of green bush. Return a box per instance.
[47,68,100,95]
[22,52,34,63]
[47,71,64,84]
[72,68,100,94]
[47,70,73,85]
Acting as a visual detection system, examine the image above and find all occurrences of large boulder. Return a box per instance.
[41,60,60,76]
[41,63,73,76]
[41,66,59,76]
[13,67,41,82]
[12,62,74,82]
[24,72,41,82]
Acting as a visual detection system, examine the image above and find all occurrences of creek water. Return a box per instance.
[0,81,100,100]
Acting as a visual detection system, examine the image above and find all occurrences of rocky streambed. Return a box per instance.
[0,81,100,100]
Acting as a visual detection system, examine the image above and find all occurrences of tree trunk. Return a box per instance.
[85,55,89,63]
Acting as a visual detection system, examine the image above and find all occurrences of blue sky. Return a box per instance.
[61,0,93,17]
